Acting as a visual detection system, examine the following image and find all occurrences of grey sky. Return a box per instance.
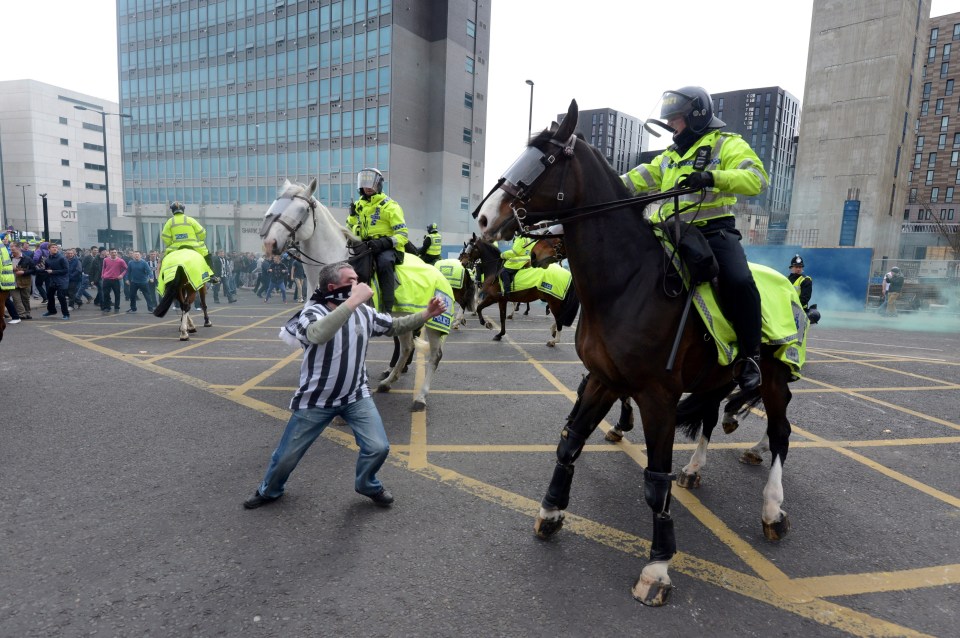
[3,0,960,194]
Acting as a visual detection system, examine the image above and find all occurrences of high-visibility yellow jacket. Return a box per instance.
[160,213,209,257]
[424,231,442,257]
[500,235,533,271]
[346,193,408,251]
[1,245,15,291]
[622,130,768,226]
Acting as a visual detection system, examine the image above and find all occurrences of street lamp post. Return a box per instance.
[38,193,49,241]
[74,106,132,248]
[525,79,535,142]
[15,183,30,233]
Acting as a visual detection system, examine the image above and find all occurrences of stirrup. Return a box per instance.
[734,355,762,391]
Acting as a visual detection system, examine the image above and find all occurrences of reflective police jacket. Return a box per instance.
[161,213,209,257]
[788,273,813,309]
[1,245,15,291]
[500,235,533,271]
[423,231,443,257]
[346,193,409,251]
[621,130,768,226]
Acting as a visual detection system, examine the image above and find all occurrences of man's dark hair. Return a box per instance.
[317,261,352,291]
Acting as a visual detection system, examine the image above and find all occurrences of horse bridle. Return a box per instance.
[473,133,702,237]
[259,192,326,264]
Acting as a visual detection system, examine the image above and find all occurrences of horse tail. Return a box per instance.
[153,266,186,318]
[463,274,477,312]
[676,382,736,441]
[723,386,764,420]
[555,284,580,327]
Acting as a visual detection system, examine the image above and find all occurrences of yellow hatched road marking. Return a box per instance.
[407,353,428,469]
[814,349,960,385]
[142,309,290,363]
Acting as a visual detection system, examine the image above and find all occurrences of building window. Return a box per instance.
[932,27,939,44]
[929,45,937,62]
[953,151,959,166]
[946,43,953,61]
[460,196,469,211]
[462,127,472,144]
[941,208,948,219]
[60,138,69,146]
[954,23,960,40]
[923,82,932,98]
[932,187,940,202]
[943,116,950,131]
[929,152,937,167]
[461,162,470,177]
[940,133,947,149]
[82,122,104,133]
[949,79,956,96]
[465,56,474,74]
[937,98,945,114]
[464,92,473,109]
[914,152,922,168]
[943,62,950,78]
[85,182,106,191]
[62,180,71,187]
[926,170,935,184]
[61,159,70,166]
[917,135,925,150]
[83,142,104,152]
[63,200,72,207]
[466,19,476,38]
[83,162,106,172]
[58,116,68,125]
[948,187,955,202]
[950,209,956,220]
[904,209,911,220]
[921,100,929,115]
[909,187,918,202]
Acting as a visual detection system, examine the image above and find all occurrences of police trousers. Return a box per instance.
[702,218,761,356]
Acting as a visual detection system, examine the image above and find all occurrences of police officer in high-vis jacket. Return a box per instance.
[622,86,769,391]
[346,168,409,312]
[787,254,812,310]
[499,234,532,296]
[419,223,442,265]
[160,202,219,284]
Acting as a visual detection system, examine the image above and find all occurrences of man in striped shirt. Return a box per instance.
[244,261,447,510]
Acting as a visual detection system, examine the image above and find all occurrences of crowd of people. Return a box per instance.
[1,232,311,326]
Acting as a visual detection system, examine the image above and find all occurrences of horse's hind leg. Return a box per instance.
[200,289,212,327]
[739,433,769,465]
[536,375,617,539]
[179,310,190,341]
[411,329,444,412]
[378,331,413,393]
[493,299,507,340]
[759,364,793,541]
[604,397,635,442]
[186,312,197,333]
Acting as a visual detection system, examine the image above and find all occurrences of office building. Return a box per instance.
[0,79,126,243]
[712,87,801,244]
[790,0,929,260]
[567,107,648,175]
[117,0,490,252]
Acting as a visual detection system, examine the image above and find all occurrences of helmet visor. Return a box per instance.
[357,169,382,191]
[659,91,694,120]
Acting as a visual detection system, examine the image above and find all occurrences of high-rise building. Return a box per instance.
[564,107,648,175]
[712,87,801,244]
[902,11,960,260]
[790,0,930,259]
[0,80,125,242]
[117,0,490,252]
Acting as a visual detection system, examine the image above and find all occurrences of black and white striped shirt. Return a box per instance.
[289,303,394,410]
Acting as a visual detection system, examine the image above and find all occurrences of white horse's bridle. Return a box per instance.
[259,192,317,253]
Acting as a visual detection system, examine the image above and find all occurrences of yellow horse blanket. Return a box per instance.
[372,253,456,334]
[156,249,211,298]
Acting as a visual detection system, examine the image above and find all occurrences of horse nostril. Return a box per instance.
[478,215,487,230]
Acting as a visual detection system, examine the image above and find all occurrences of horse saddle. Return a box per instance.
[653,221,718,285]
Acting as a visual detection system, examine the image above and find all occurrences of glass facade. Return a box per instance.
[118,0,394,209]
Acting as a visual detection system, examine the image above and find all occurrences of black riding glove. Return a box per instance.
[678,171,714,190]
[366,237,394,254]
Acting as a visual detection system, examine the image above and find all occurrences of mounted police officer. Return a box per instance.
[346,168,409,312]
[420,223,443,265]
[787,254,818,323]
[622,86,769,391]
[499,234,532,296]
[160,202,219,284]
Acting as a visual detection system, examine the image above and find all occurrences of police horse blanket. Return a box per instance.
[153,248,212,341]
[260,179,454,411]
[475,100,808,606]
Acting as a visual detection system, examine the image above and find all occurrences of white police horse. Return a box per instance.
[259,178,446,411]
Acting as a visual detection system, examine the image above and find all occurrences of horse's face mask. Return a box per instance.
[259,194,314,254]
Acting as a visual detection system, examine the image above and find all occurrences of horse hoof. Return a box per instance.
[187,328,197,334]
[604,428,623,442]
[204,321,212,327]
[739,449,764,465]
[546,340,556,348]
[401,365,409,374]
[492,334,503,341]
[179,336,189,341]
[676,470,701,489]
[411,400,426,412]
[376,383,391,393]
[379,369,390,381]
[632,576,673,607]
[484,322,493,329]
[763,512,790,541]
[534,513,565,539]
[722,414,740,434]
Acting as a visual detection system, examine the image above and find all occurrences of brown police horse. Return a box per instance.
[475,100,795,606]
[459,233,577,347]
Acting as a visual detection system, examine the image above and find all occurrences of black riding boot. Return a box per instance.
[500,269,515,296]
[735,351,762,391]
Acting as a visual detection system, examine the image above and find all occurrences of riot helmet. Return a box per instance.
[357,168,384,195]
[170,201,185,215]
[658,86,726,135]
[790,254,804,268]
[807,305,821,324]
[427,223,438,233]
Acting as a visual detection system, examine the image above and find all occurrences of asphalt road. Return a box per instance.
[2,295,958,637]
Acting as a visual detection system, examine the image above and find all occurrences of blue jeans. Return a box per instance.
[265,279,286,302]
[257,396,390,499]
[129,281,156,311]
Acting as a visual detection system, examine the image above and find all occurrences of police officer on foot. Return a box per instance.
[420,223,442,265]
[787,254,818,324]
[160,202,219,284]
[622,86,769,391]
[346,168,409,312]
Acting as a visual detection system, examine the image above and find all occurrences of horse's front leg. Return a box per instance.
[493,298,507,341]
[536,375,617,539]
[475,294,496,330]
[410,329,444,412]
[179,309,190,341]
[200,289,212,327]
[631,392,682,607]
[604,397,635,442]
[677,433,711,489]
[378,331,413,393]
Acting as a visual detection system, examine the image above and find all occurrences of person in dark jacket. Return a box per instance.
[42,243,70,319]
[125,251,156,313]
[65,248,88,309]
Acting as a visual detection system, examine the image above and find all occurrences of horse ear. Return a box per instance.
[556,100,578,140]
[306,177,317,197]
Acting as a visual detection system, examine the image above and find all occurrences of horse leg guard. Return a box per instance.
[643,469,676,562]
[616,399,634,433]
